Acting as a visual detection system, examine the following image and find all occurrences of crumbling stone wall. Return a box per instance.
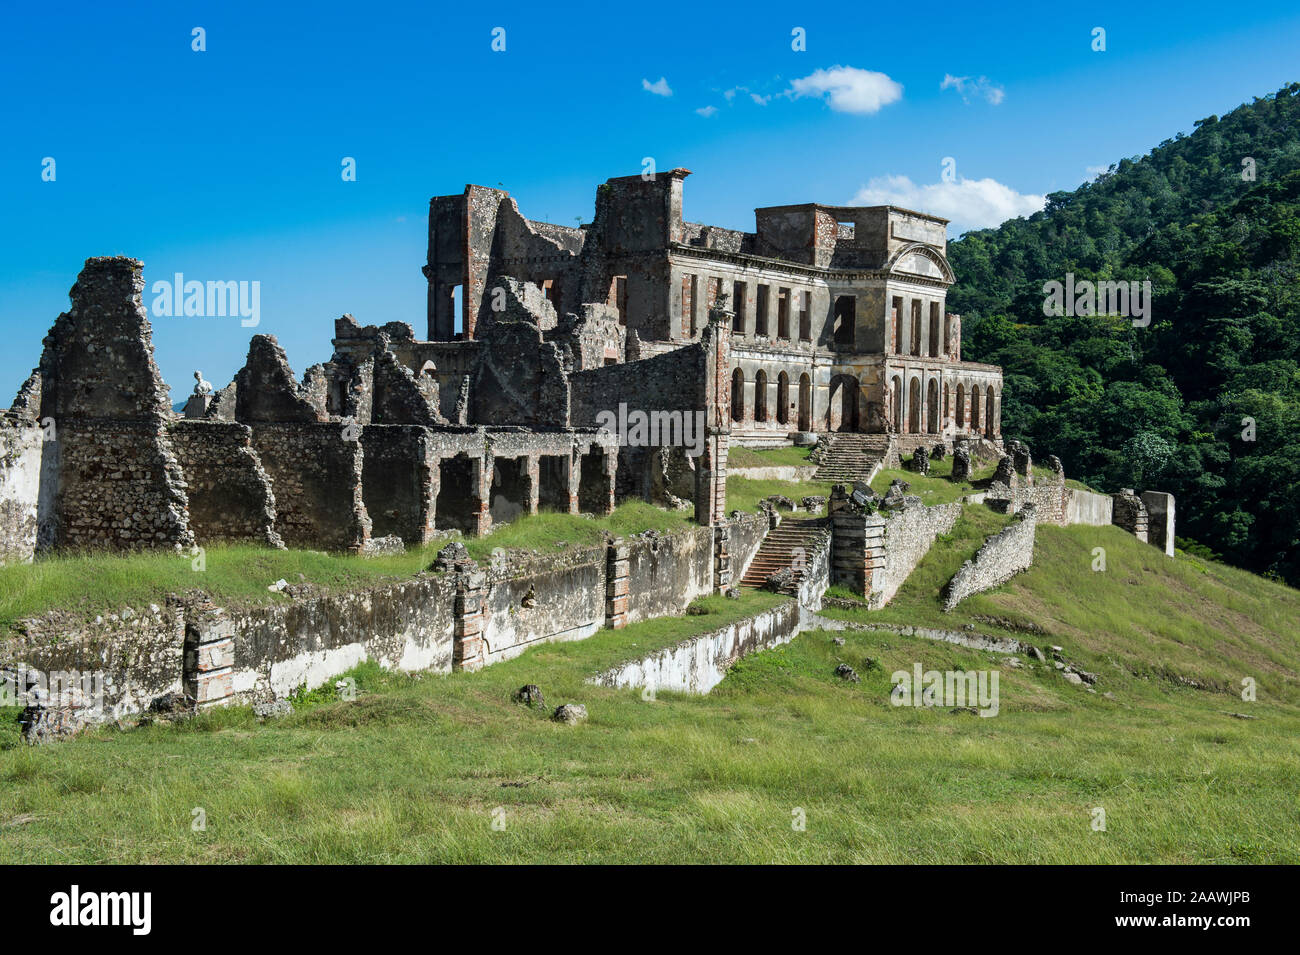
[0,418,43,564]
[32,258,194,551]
[830,488,961,607]
[169,421,282,547]
[1111,489,1149,543]
[251,423,370,551]
[942,506,1037,611]
[361,425,437,545]
[1141,491,1175,557]
[624,525,715,625]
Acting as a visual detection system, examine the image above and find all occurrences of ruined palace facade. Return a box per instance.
[425,168,1003,449]
[0,168,1003,566]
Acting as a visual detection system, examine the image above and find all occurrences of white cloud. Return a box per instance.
[939,74,1005,105]
[695,105,718,117]
[1085,164,1113,180]
[786,66,902,114]
[642,77,672,97]
[847,175,1045,233]
[750,92,771,106]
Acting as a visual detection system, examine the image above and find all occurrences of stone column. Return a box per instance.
[452,564,487,671]
[605,539,630,629]
[602,453,617,515]
[473,456,491,536]
[713,524,732,593]
[523,454,540,516]
[566,452,581,514]
[183,599,235,709]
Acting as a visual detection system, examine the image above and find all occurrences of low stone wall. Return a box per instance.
[587,599,802,695]
[480,545,607,664]
[1065,487,1113,526]
[624,525,714,624]
[1,521,723,734]
[986,477,1067,524]
[727,465,819,482]
[726,512,769,582]
[870,501,963,607]
[797,530,832,611]
[942,506,1037,611]
[832,496,963,609]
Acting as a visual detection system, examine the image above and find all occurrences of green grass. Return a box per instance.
[0,501,693,632]
[869,454,995,505]
[4,476,1299,863]
[727,445,815,469]
[822,515,1300,706]
[3,551,1298,863]
[727,476,837,515]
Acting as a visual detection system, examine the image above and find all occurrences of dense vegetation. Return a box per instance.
[949,82,1300,584]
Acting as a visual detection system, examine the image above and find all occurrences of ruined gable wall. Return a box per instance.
[37,257,193,551]
[469,322,570,427]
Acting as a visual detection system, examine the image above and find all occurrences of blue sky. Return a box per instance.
[3,0,1299,401]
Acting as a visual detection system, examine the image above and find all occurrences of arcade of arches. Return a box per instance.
[731,366,1001,438]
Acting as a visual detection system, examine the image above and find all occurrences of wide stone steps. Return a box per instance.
[812,434,889,483]
[740,518,830,589]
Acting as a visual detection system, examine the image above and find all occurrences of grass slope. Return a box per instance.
[2,515,1297,863]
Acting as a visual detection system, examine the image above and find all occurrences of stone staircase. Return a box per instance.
[812,434,890,483]
[740,518,830,591]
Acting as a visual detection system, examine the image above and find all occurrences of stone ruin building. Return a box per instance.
[0,168,1008,566]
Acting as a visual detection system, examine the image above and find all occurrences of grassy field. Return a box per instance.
[727,444,815,469]
[870,455,997,504]
[0,501,692,634]
[726,476,837,515]
[2,504,1297,863]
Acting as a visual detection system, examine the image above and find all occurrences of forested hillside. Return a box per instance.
[949,82,1300,585]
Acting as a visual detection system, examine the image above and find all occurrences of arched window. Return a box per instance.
[731,368,745,423]
[956,383,965,428]
[986,389,996,438]
[970,385,981,432]
[776,372,790,425]
[891,375,903,432]
[908,378,922,434]
[755,369,768,422]
[927,379,939,434]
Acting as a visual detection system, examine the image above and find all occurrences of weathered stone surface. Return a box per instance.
[552,703,588,725]
[911,447,930,476]
[512,684,545,709]
[951,445,971,482]
[834,662,860,683]
[943,505,1038,611]
[235,335,327,423]
[35,257,194,552]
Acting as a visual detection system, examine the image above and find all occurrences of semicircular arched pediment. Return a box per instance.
[885,243,955,284]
